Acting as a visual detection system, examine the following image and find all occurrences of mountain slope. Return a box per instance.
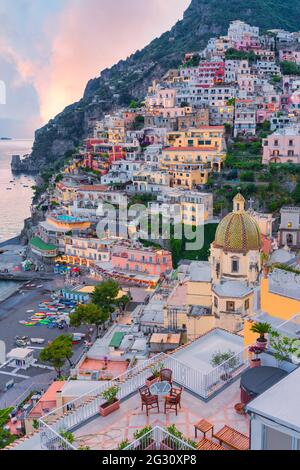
[16,0,300,173]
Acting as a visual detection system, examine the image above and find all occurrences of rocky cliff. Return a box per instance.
[15,0,300,173]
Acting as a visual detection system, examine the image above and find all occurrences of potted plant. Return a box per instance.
[161,425,197,450]
[210,350,240,381]
[59,430,75,444]
[145,362,164,387]
[133,426,155,450]
[291,340,300,365]
[117,440,131,450]
[234,403,246,415]
[270,331,300,366]
[161,425,184,450]
[99,385,120,417]
[249,345,263,368]
[250,322,271,349]
[261,253,270,278]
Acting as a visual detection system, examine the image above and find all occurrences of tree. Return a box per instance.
[210,350,240,380]
[129,100,139,109]
[280,61,300,76]
[70,303,109,336]
[92,280,122,315]
[0,428,15,449]
[293,182,300,204]
[40,335,73,377]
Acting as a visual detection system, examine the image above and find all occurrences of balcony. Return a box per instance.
[38,350,249,450]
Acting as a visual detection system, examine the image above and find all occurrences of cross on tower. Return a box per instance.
[248,198,255,211]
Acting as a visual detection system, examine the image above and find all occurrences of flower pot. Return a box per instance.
[291,354,300,365]
[256,338,267,350]
[234,403,246,415]
[263,266,269,278]
[250,358,261,369]
[99,399,120,417]
[220,373,232,381]
[145,376,160,387]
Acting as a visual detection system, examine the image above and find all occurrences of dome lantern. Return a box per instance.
[233,193,245,213]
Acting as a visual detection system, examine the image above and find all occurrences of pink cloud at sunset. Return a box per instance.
[37,0,190,122]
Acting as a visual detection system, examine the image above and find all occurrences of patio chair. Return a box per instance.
[160,368,173,385]
[139,385,151,397]
[168,386,183,409]
[140,391,160,417]
[164,388,182,416]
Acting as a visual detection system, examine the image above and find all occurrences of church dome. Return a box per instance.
[214,194,262,253]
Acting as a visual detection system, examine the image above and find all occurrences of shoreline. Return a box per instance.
[0,235,26,303]
[0,235,21,249]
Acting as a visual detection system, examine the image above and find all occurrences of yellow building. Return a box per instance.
[161,126,226,188]
[108,125,126,144]
[64,236,112,267]
[244,269,300,346]
[164,281,215,340]
[55,182,79,204]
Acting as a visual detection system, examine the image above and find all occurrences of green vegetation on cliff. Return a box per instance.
[25,0,300,171]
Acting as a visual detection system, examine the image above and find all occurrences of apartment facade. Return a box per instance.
[262,126,300,164]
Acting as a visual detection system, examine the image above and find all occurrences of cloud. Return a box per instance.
[38,0,190,121]
[0,0,190,135]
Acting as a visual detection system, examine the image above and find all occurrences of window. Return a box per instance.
[245,299,250,310]
[214,297,218,308]
[264,426,293,450]
[232,259,239,273]
[226,301,235,312]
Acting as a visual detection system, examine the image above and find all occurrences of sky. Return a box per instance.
[0,0,190,138]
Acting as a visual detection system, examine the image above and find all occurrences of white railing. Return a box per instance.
[203,348,249,396]
[40,422,76,451]
[39,354,167,435]
[123,426,196,451]
[39,348,249,449]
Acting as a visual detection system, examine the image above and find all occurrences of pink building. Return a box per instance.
[181,61,225,86]
[279,49,300,65]
[262,126,300,164]
[112,246,173,277]
[235,36,260,51]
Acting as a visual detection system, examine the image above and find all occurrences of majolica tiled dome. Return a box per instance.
[214,194,262,253]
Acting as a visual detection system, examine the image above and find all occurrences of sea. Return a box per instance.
[0,139,34,301]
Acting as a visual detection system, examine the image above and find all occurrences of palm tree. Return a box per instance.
[250,322,271,346]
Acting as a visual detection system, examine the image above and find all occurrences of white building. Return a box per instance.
[227,20,259,43]
[7,348,35,370]
[247,367,300,450]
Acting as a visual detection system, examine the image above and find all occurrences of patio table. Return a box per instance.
[194,419,214,439]
[150,381,171,397]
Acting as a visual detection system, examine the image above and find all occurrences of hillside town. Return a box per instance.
[1,20,300,452]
